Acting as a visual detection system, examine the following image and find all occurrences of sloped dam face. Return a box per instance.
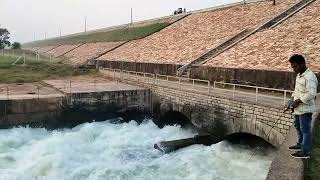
[0,119,275,180]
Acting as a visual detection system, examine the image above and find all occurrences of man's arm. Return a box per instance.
[300,74,318,104]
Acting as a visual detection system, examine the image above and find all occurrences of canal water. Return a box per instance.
[0,120,275,180]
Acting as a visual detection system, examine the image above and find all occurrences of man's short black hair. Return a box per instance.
[289,54,306,65]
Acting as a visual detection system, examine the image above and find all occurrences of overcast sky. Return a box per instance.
[0,0,240,43]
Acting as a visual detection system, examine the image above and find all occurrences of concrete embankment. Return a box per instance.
[0,80,151,129]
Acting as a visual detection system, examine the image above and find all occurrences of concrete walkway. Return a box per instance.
[266,127,304,180]
[0,76,146,100]
[43,80,146,94]
[267,112,319,180]
[0,83,64,100]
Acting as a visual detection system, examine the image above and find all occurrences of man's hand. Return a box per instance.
[292,99,303,108]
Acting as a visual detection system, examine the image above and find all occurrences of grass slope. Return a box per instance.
[0,55,95,83]
[24,23,169,47]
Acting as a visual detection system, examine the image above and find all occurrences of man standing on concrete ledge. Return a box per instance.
[288,54,318,159]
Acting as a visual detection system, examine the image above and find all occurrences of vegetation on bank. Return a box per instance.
[0,55,96,83]
[306,121,320,179]
[23,23,169,47]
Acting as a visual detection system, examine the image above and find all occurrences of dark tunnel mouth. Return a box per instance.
[225,132,275,149]
[155,111,192,128]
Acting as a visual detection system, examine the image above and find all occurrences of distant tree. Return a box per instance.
[11,42,21,49]
[0,28,10,49]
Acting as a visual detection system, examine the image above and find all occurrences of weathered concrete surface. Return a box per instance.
[94,60,181,76]
[43,79,146,94]
[266,126,303,180]
[191,65,320,90]
[0,97,63,128]
[0,83,64,100]
[267,111,320,180]
[0,78,151,129]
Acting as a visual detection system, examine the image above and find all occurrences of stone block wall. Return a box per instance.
[148,84,292,147]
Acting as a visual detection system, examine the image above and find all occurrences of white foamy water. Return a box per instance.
[0,120,274,180]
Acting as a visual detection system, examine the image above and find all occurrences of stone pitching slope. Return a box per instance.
[97,0,296,65]
[46,44,82,58]
[37,46,58,53]
[205,0,320,72]
[64,42,125,66]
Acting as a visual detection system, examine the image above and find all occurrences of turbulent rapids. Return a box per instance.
[0,120,275,180]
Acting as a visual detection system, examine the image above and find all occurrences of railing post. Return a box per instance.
[22,52,26,65]
[208,81,210,94]
[136,72,138,82]
[167,76,169,81]
[155,74,158,85]
[255,87,258,102]
[192,79,195,90]
[37,85,40,99]
[6,86,9,100]
[232,84,235,98]
[69,81,72,94]
[179,77,181,89]
[283,90,287,106]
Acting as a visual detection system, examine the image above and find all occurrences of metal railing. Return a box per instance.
[1,49,59,62]
[0,84,44,100]
[0,80,103,100]
[100,67,299,106]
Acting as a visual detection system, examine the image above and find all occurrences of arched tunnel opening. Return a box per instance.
[153,111,193,129]
[225,133,275,150]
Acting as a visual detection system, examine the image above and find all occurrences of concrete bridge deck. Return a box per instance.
[43,79,145,94]
[0,76,146,100]
[100,68,297,108]
[0,83,64,100]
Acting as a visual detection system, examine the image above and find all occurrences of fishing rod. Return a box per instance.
[266,99,293,139]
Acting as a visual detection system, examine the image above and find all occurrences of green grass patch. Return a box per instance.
[0,56,96,83]
[24,23,169,47]
[306,121,320,179]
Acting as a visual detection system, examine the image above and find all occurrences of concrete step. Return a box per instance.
[176,29,251,76]
[260,0,315,30]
